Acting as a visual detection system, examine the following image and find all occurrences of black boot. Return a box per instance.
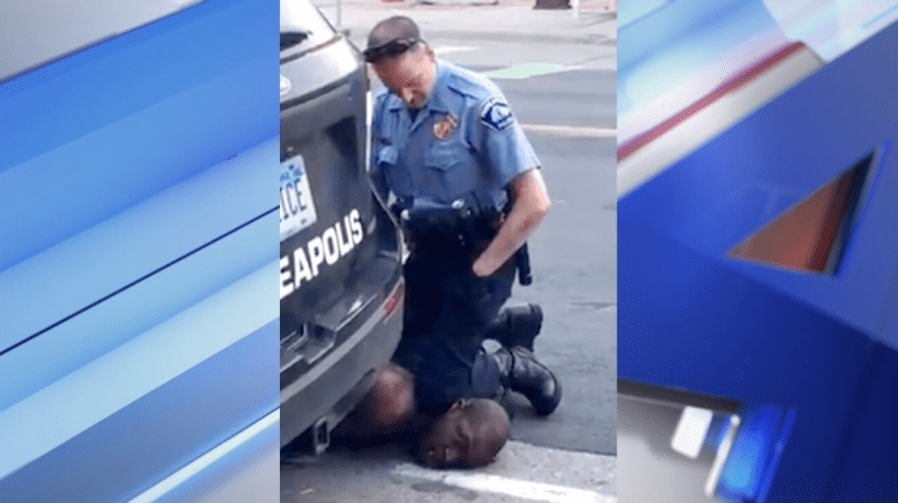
[486,303,543,351]
[492,346,561,416]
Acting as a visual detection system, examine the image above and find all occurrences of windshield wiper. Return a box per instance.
[281,30,311,51]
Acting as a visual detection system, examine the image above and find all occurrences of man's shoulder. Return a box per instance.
[373,88,397,109]
[441,61,503,103]
[372,89,402,127]
[441,61,516,134]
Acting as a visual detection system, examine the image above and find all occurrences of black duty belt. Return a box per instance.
[398,205,532,285]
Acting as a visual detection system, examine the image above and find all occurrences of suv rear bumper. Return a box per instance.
[280,277,404,448]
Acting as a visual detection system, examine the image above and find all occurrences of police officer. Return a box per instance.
[345,15,561,461]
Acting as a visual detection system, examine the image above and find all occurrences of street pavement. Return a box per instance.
[282,1,617,501]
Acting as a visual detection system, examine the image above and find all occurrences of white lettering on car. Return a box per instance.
[280,255,294,299]
[323,227,340,265]
[308,236,325,276]
[338,214,355,255]
[279,209,366,300]
[350,209,364,244]
[293,247,313,284]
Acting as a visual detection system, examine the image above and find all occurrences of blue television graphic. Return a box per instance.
[0,1,279,501]
[617,1,898,501]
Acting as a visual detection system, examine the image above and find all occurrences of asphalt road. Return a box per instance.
[485,71,617,456]
[283,6,617,502]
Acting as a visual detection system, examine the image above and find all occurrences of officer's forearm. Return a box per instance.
[473,205,545,276]
[473,170,550,277]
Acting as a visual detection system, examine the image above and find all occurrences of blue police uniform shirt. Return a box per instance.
[370,59,540,212]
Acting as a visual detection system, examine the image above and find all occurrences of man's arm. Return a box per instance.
[368,90,393,206]
[472,168,550,277]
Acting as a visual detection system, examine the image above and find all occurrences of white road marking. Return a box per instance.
[521,124,616,138]
[435,45,480,55]
[484,62,583,80]
[393,463,615,503]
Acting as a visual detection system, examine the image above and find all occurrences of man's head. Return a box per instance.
[364,16,437,109]
[417,398,510,468]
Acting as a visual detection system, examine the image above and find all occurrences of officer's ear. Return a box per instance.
[424,43,436,62]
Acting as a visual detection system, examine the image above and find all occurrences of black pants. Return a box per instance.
[392,245,516,417]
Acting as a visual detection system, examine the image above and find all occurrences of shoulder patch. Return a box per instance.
[479,96,514,131]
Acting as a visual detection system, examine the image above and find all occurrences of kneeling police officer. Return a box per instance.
[339,15,561,467]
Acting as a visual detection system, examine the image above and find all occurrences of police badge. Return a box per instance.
[433,113,458,140]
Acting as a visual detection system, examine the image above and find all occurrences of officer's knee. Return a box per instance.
[366,364,415,429]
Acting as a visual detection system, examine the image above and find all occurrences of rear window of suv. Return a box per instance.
[280,0,336,52]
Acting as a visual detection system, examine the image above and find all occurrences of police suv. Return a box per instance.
[280,0,405,452]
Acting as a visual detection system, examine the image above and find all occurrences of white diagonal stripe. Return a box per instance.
[522,124,616,138]
[129,409,279,503]
[393,462,615,503]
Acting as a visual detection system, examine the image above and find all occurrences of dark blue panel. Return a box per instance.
[618,217,871,502]
[619,20,898,336]
[822,343,898,501]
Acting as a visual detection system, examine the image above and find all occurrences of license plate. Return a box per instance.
[280,155,318,242]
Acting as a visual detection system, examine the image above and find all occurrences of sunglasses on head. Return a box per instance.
[363,38,419,63]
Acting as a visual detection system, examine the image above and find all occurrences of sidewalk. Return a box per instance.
[314,0,616,47]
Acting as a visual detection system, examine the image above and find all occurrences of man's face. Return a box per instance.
[372,45,436,109]
[418,405,473,468]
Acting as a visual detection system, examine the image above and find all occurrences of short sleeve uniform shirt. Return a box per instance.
[371,59,540,211]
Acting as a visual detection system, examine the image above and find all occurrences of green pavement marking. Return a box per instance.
[483,62,576,79]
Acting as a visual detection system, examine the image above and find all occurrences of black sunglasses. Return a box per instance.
[363,38,420,63]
